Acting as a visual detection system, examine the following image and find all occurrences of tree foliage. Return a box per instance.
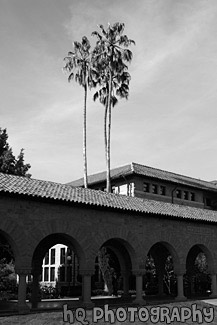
[0,128,31,177]
[0,258,17,300]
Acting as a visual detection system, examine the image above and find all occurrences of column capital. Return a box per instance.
[121,270,131,277]
[15,268,31,276]
[79,269,95,276]
[132,269,146,276]
[174,265,186,275]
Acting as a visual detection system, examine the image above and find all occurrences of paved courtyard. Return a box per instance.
[0,300,217,325]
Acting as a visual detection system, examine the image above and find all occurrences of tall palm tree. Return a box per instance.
[93,70,130,162]
[92,23,135,192]
[64,36,95,188]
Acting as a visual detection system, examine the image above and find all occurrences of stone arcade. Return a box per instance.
[1,170,217,313]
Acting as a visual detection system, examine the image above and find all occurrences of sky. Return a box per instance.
[1,0,217,184]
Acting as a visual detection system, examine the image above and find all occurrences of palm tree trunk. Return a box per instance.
[106,70,112,193]
[83,84,88,188]
[104,98,108,162]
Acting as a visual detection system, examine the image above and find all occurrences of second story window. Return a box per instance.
[183,191,188,200]
[176,189,181,199]
[152,184,158,194]
[190,192,195,201]
[160,185,166,196]
[143,183,149,193]
[206,198,212,206]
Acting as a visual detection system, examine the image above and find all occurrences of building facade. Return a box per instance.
[68,162,217,210]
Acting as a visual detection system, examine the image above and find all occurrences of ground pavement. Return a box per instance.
[0,300,217,325]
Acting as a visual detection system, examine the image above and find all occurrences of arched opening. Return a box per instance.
[92,238,133,301]
[185,244,213,298]
[31,233,85,309]
[145,242,179,299]
[0,230,17,310]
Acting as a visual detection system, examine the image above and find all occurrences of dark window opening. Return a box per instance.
[152,184,158,194]
[143,183,149,193]
[206,198,212,206]
[176,189,181,198]
[160,185,166,195]
[184,191,188,200]
[190,192,195,201]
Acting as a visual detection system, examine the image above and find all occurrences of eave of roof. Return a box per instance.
[67,162,217,192]
[1,172,217,224]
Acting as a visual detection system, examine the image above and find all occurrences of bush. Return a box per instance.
[0,259,18,300]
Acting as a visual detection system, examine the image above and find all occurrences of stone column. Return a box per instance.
[175,273,186,301]
[16,269,31,314]
[122,271,130,298]
[133,271,145,305]
[80,270,95,308]
[31,269,41,309]
[210,274,217,297]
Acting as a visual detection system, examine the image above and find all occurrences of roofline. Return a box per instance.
[67,162,217,191]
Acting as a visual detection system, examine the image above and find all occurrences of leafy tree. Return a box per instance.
[0,259,17,300]
[92,23,135,192]
[98,247,113,294]
[98,247,120,295]
[63,37,96,188]
[0,128,31,177]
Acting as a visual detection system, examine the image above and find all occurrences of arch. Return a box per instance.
[100,238,133,273]
[146,241,181,271]
[89,227,140,269]
[32,233,86,270]
[92,237,135,296]
[28,219,95,270]
[186,244,215,273]
[184,243,215,298]
[144,241,181,297]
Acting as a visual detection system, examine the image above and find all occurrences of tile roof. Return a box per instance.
[67,162,217,191]
[1,172,217,224]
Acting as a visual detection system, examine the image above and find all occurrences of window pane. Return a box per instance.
[60,248,66,265]
[44,267,49,281]
[44,252,49,265]
[50,248,55,265]
[50,267,55,282]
